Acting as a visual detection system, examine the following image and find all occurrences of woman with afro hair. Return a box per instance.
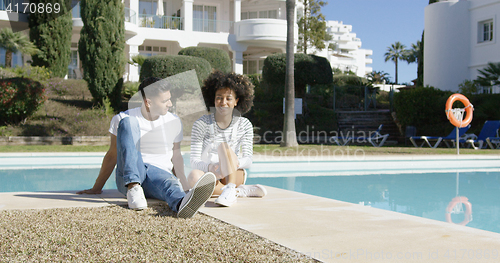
[188,71,267,207]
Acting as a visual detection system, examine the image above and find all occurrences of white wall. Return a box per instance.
[425,0,500,93]
[424,0,470,92]
[468,0,500,81]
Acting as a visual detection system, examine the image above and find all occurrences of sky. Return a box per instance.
[322,0,429,84]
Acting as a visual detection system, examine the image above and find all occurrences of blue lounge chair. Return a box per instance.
[332,125,389,147]
[410,125,471,148]
[466,120,500,149]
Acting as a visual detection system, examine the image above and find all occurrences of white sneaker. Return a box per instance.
[242,169,247,185]
[178,172,216,218]
[237,184,267,198]
[214,183,238,207]
[126,184,147,210]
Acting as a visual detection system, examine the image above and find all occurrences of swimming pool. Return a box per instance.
[246,170,500,234]
[0,168,116,193]
[2,153,500,234]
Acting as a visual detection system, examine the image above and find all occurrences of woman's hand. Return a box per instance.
[76,188,103,195]
[209,163,224,179]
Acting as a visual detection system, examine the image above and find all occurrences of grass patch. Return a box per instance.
[1,143,498,155]
[0,145,109,152]
[253,144,500,156]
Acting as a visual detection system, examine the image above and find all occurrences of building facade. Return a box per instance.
[1,1,372,81]
[424,0,500,93]
[310,20,372,78]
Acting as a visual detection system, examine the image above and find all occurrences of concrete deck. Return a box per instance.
[2,153,500,262]
[1,187,500,262]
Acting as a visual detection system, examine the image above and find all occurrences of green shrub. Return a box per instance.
[332,74,366,87]
[262,53,333,98]
[140,55,211,89]
[468,94,500,134]
[0,68,17,79]
[29,0,72,78]
[129,54,147,67]
[123,81,139,99]
[394,86,452,136]
[458,79,479,97]
[178,47,231,73]
[79,0,125,111]
[4,65,51,82]
[0,77,47,124]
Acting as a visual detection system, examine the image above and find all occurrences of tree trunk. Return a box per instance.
[303,0,308,54]
[281,0,298,147]
[5,50,12,68]
[395,59,398,84]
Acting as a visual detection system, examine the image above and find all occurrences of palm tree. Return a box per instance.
[0,28,38,68]
[281,0,298,147]
[384,41,407,84]
[404,41,421,64]
[366,71,391,84]
[476,62,500,92]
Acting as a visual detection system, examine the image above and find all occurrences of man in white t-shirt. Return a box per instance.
[78,77,216,219]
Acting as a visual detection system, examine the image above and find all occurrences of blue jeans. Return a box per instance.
[115,117,185,212]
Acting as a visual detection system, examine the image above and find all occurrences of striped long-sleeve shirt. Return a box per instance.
[190,113,253,172]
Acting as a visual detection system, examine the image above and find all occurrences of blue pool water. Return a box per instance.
[3,167,500,234]
[1,168,116,193]
[246,171,500,234]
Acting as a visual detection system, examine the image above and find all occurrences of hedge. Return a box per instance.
[178,47,231,73]
[140,55,211,87]
[262,53,332,97]
[394,86,452,136]
[139,55,212,104]
[395,87,500,136]
[0,77,47,124]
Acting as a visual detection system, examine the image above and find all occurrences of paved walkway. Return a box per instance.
[2,187,500,262]
[2,153,500,262]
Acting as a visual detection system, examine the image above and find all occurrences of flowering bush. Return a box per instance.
[0,77,47,124]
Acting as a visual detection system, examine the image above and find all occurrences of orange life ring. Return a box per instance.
[445,94,473,128]
[445,196,472,226]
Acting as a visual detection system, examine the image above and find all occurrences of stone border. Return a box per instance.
[0,136,110,146]
[0,136,192,146]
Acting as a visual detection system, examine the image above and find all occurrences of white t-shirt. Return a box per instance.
[109,107,183,173]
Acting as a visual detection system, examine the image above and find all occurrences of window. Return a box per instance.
[139,0,158,15]
[138,45,167,56]
[67,50,79,79]
[479,19,494,43]
[243,59,264,74]
[241,10,277,20]
[0,47,23,67]
[193,5,217,32]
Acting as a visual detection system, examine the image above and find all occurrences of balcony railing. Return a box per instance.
[124,7,135,24]
[193,18,233,33]
[72,4,134,25]
[138,14,183,30]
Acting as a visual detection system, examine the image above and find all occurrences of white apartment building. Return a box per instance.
[424,0,500,93]
[1,1,373,81]
[1,0,302,81]
[310,20,372,78]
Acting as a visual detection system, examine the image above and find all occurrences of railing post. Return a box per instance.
[364,86,368,111]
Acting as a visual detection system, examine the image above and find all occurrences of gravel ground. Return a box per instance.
[0,204,316,262]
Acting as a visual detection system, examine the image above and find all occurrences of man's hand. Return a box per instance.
[76,188,103,195]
